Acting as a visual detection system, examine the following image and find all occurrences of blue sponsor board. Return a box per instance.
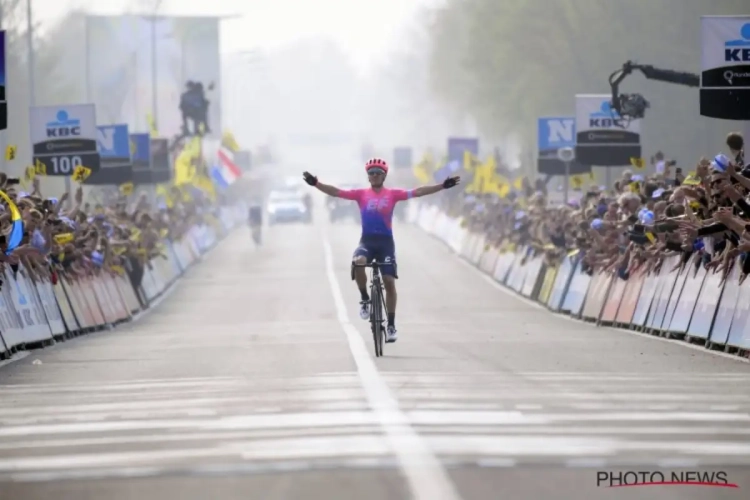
[537,116,590,176]
[86,124,133,185]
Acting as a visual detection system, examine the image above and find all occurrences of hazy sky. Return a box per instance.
[31,0,434,74]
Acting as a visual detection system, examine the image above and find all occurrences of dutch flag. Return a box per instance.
[216,146,242,186]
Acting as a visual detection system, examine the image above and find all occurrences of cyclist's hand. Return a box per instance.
[302,172,318,186]
[443,176,460,189]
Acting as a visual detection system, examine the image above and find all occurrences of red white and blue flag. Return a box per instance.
[211,146,242,188]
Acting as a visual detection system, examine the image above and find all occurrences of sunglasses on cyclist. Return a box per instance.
[367,169,385,176]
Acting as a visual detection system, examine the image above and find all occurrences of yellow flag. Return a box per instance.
[412,152,433,184]
[34,159,47,176]
[469,156,487,193]
[630,157,646,170]
[129,228,142,242]
[72,166,92,183]
[629,181,641,193]
[24,166,36,183]
[110,265,126,276]
[119,182,134,196]
[5,145,16,161]
[462,151,481,172]
[192,175,216,201]
[476,156,495,194]
[146,113,158,138]
[185,136,202,158]
[173,152,195,185]
[571,175,584,190]
[222,130,241,152]
[683,173,701,186]
[53,233,75,245]
[156,184,175,208]
[478,155,511,198]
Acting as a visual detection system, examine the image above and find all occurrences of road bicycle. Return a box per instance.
[352,260,389,357]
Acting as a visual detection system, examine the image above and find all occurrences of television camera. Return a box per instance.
[608,61,700,124]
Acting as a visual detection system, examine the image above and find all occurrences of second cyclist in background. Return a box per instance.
[248,200,263,246]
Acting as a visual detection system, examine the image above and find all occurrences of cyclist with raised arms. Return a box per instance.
[303,159,460,343]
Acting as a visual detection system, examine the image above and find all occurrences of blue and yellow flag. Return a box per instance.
[0,190,24,255]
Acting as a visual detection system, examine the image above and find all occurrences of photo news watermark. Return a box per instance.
[596,470,739,489]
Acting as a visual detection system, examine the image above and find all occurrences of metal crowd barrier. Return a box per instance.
[407,202,750,360]
[0,204,247,361]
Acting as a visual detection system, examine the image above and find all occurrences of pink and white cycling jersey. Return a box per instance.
[338,187,414,237]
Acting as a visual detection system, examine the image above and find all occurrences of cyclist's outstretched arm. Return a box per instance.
[314,181,342,197]
[412,176,461,198]
[412,184,444,198]
[302,171,342,197]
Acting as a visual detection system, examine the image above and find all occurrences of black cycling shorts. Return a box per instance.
[352,235,398,278]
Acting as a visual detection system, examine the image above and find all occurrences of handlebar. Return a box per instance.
[352,261,390,268]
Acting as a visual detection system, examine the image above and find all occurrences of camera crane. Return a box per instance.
[609,61,700,124]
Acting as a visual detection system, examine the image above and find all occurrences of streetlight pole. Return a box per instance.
[26,0,34,108]
[557,147,575,205]
[150,0,162,133]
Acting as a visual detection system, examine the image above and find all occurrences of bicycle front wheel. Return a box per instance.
[371,282,384,357]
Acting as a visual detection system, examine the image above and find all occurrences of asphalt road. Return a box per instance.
[0,210,749,500]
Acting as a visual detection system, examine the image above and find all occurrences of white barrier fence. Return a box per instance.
[0,204,246,361]
[408,202,750,359]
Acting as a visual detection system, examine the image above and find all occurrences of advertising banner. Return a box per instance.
[86,124,133,185]
[537,116,590,175]
[30,104,100,176]
[150,138,172,184]
[700,16,750,119]
[0,30,7,132]
[131,133,152,184]
[575,95,641,166]
[447,137,478,164]
[393,147,412,169]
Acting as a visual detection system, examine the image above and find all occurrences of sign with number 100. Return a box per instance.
[49,155,83,174]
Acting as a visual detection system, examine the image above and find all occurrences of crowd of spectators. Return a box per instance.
[439,132,749,284]
[0,174,228,304]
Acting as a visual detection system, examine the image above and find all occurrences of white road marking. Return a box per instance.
[0,448,236,472]
[7,424,750,452]
[514,404,543,410]
[322,237,462,500]
[565,458,609,467]
[3,407,749,440]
